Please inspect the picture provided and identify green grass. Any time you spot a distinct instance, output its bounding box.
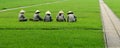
[105,0,120,18]
[0,0,105,48]
[0,30,103,48]
[0,0,57,10]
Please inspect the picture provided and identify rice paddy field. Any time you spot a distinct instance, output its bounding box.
[105,0,120,18]
[0,0,105,48]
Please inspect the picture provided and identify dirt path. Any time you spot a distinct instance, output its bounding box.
[99,0,120,48]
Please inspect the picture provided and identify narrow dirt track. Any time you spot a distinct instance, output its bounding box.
[99,0,120,48]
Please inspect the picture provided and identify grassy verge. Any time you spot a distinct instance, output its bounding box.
[105,0,120,18]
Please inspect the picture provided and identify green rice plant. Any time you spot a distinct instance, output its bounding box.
[0,0,105,48]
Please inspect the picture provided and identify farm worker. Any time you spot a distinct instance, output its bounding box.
[56,10,66,22]
[67,11,77,22]
[29,10,43,21]
[44,11,53,22]
[18,10,27,22]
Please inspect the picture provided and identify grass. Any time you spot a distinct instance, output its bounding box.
[0,0,105,48]
[0,30,103,48]
[0,0,57,10]
[105,0,120,18]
